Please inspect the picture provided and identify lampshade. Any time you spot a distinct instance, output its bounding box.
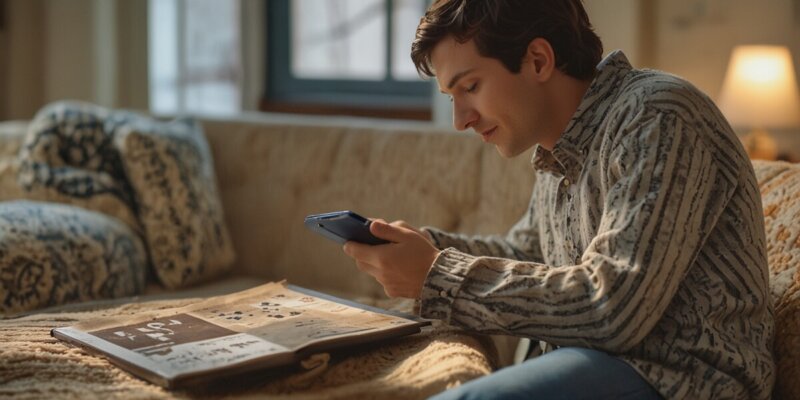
[717,45,800,129]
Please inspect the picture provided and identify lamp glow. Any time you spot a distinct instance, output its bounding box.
[718,45,800,160]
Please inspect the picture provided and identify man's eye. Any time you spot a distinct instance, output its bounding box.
[466,83,478,93]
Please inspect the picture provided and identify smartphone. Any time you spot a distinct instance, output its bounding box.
[304,210,390,245]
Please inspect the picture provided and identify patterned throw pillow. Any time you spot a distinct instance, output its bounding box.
[0,201,147,316]
[752,160,800,400]
[114,118,235,289]
[16,101,140,231]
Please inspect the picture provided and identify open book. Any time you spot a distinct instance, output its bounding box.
[51,281,430,389]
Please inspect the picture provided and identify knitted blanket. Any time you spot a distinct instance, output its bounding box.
[0,297,495,399]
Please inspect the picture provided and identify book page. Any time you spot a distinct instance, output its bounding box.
[189,285,415,349]
[88,314,289,376]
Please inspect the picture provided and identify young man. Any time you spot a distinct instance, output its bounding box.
[343,1,775,399]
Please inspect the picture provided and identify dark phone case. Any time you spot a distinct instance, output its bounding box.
[304,211,390,245]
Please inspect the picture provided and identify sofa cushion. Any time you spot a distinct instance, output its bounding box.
[114,118,235,289]
[0,200,147,316]
[752,160,800,400]
[16,101,140,231]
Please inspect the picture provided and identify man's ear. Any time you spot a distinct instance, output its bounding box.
[524,38,555,82]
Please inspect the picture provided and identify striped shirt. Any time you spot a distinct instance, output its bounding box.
[420,51,775,399]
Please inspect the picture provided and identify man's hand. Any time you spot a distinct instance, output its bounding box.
[343,219,440,299]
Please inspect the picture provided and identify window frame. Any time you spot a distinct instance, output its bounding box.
[263,0,432,119]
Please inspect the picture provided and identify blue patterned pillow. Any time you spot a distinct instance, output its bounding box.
[16,101,140,231]
[0,201,147,315]
[114,118,235,289]
[16,101,235,290]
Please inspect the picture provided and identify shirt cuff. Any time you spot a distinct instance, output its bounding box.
[419,247,478,322]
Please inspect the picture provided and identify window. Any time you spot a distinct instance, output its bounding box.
[265,0,432,120]
[148,0,242,115]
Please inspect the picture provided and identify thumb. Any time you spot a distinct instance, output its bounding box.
[370,220,411,242]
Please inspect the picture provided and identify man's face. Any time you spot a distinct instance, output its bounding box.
[431,36,557,157]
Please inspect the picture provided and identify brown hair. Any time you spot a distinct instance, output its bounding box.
[411,0,603,80]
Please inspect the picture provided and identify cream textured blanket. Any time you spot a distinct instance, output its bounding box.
[0,298,495,399]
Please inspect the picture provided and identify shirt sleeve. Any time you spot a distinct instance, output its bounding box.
[421,195,544,263]
[419,108,738,353]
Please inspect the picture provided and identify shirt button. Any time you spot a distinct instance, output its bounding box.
[563,179,571,187]
[439,290,449,298]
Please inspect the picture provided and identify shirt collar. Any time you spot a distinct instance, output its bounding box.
[531,50,633,179]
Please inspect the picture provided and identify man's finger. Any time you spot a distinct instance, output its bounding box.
[369,219,413,242]
[390,220,427,238]
[390,220,411,229]
[343,241,381,265]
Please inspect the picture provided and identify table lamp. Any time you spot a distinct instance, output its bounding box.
[717,45,800,160]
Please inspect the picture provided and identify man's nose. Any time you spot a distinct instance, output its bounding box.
[453,100,478,131]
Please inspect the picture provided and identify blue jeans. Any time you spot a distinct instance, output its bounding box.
[430,347,662,400]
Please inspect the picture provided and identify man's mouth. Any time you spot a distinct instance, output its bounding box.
[479,127,497,142]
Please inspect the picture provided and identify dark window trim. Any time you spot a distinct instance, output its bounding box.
[263,0,431,120]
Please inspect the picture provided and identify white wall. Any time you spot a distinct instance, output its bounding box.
[114,0,149,111]
[44,0,95,103]
[656,0,800,98]
[2,0,45,120]
[585,0,648,67]
[0,0,147,120]
[655,0,800,158]
[0,4,6,117]
[44,0,148,111]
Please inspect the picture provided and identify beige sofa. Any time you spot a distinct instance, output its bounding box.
[0,112,798,399]
[0,112,533,297]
